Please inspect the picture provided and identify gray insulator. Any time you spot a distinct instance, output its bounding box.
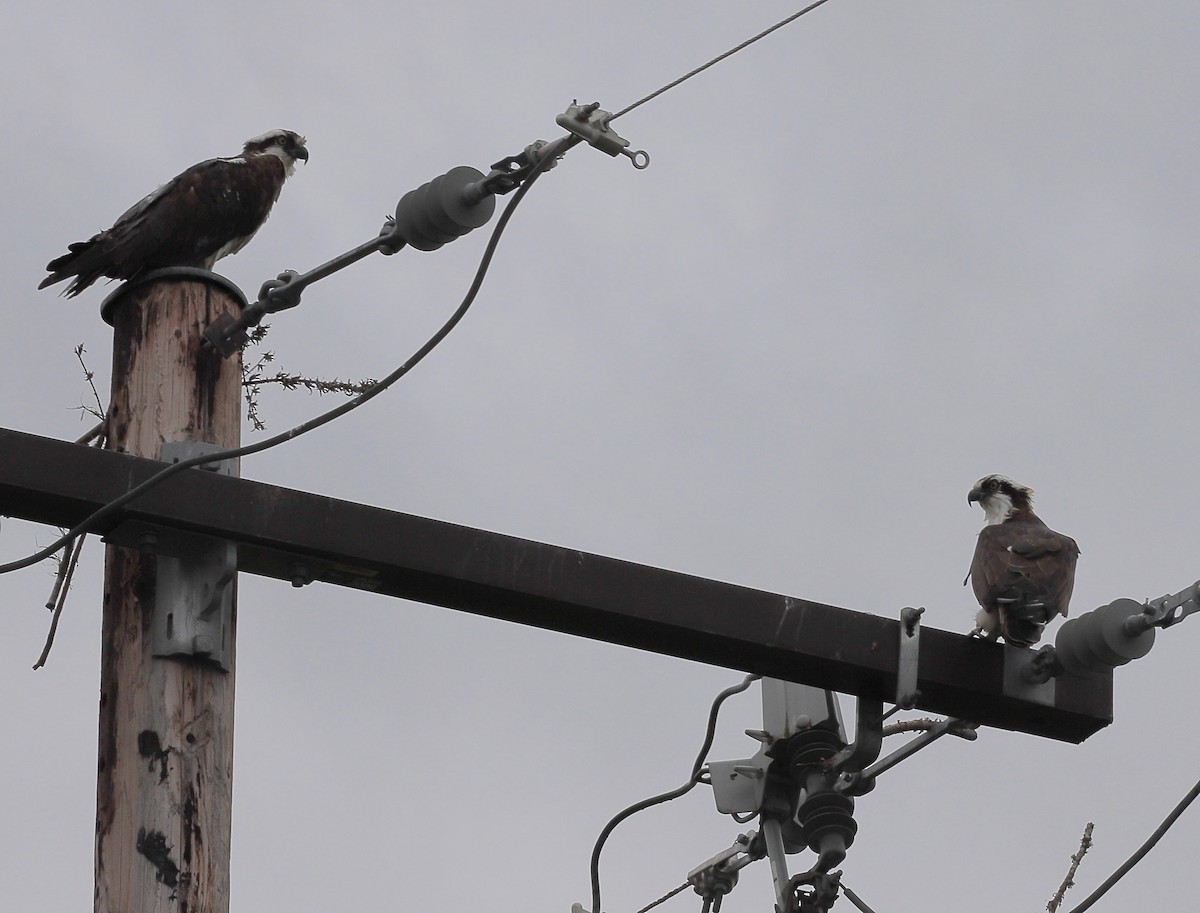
[393,166,497,251]
[1054,598,1156,678]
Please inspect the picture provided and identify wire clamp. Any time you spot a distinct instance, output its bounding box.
[556,102,650,169]
[687,830,760,912]
[784,870,842,913]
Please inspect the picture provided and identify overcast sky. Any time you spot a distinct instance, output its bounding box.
[3,2,1200,911]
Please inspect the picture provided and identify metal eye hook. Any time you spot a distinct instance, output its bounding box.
[624,148,651,169]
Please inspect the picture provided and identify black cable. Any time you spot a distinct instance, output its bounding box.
[0,144,565,579]
[632,881,691,913]
[6,2,842,578]
[834,776,1200,913]
[589,674,760,913]
[611,0,836,121]
[839,882,879,913]
[1065,774,1200,913]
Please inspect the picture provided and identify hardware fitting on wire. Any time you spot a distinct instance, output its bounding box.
[1012,578,1200,685]
[204,104,645,355]
[556,102,649,168]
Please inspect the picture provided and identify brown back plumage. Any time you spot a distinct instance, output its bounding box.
[967,475,1080,647]
[39,130,307,297]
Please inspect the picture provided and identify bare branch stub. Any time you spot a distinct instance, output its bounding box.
[1047,822,1095,913]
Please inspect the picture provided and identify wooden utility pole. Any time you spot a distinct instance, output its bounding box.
[96,274,243,913]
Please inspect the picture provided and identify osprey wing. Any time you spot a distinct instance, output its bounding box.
[971,519,1079,620]
[40,155,285,297]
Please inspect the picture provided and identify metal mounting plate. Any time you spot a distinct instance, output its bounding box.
[103,441,240,671]
[1002,645,1055,706]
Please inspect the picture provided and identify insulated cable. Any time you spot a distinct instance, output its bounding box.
[1064,774,1200,913]
[588,674,760,913]
[5,0,842,576]
[0,143,567,578]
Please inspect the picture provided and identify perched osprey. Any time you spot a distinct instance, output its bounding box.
[966,474,1080,647]
[40,130,308,297]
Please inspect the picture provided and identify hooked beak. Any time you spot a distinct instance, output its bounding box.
[293,145,309,163]
[967,488,984,505]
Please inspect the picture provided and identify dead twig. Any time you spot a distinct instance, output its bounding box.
[1047,822,1095,913]
[883,717,940,737]
[36,348,110,667]
[882,717,978,740]
[73,343,106,421]
[240,324,377,431]
[33,533,85,670]
[74,421,106,445]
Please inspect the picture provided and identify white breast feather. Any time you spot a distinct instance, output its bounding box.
[981,493,1014,526]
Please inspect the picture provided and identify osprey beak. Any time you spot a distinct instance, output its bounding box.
[967,488,984,505]
[293,145,309,163]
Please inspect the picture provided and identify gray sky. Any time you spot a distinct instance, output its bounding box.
[3,2,1199,911]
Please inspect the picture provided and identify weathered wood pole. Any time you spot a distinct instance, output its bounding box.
[96,274,243,913]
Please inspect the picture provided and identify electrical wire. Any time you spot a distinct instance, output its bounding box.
[632,880,690,913]
[836,775,1200,913]
[589,674,760,913]
[1064,774,1200,913]
[611,0,836,121]
[6,2,842,578]
[839,882,879,913]
[0,142,568,579]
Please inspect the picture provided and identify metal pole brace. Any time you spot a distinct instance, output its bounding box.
[838,717,978,796]
[102,441,239,671]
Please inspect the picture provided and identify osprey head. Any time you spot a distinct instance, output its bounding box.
[242,129,309,174]
[968,474,1033,525]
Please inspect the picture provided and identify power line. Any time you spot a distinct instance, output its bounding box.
[840,882,879,913]
[632,881,690,913]
[612,0,836,121]
[589,675,759,913]
[0,147,562,578]
[5,4,840,578]
[1065,775,1200,913]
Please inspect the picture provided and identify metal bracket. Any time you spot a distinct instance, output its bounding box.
[1002,644,1055,706]
[784,870,842,913]
[708,754,768,816]
[896,606,924,709]
[1126,580,1200,632]
[150,441,238,671]
[839,717,978,796]
[828,696,883,775]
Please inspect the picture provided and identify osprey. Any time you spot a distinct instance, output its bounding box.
[965,474,1080,647]
[40,130,308,297]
